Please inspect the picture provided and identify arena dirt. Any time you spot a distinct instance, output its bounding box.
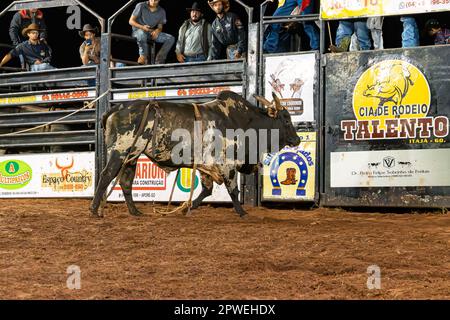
[0,199,448,299]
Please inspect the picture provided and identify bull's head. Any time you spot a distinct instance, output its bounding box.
[254,92,300,148]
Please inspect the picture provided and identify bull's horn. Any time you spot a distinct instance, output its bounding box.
[253,94,272,107]
[272,92,283,111]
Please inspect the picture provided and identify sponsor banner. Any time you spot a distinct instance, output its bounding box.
[0,152,95,198]
[341,59,449,145]
[262,132,316,201]
[331,148,450,187]
[0,90,96,106]
[264,53,316,123]
[321,0,450,20]
[107,156,235,202]
[112,86,243,101]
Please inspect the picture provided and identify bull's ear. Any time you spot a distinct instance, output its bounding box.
[253,94,271,107]
[272,92,283,111]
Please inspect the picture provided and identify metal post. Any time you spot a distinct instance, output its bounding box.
[96,32,111,184]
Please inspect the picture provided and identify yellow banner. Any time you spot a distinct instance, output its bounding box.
[262,132,316,201]
[321,0,450,20]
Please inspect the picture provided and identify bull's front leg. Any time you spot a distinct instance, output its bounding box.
[119,160,143,216]
[191,173,214,210]
[223,169,247,217]
[90,150,125,217]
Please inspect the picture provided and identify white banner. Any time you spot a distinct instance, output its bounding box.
[112,86,243,101]
[0,152,95,198]
[331,149,450,188]
[107,156,235,203]
[264,53,316,123]
[0,90,96,106]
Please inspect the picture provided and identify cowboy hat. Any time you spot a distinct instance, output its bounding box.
[207,0,230,12]
[187,2,203,12]
[21,23,41,37]
[79,24,98,38]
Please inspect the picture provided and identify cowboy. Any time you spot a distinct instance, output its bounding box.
[175,2,212,63]
[79,24,101,65]
[9,8,47,46]
[263,0,319,53]
[129,0,175,64]
[425,19,450,45]
[0,23,55,72]
[330,19,372,53]
[208,0,247,60]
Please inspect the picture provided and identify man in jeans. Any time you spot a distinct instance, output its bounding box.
[175,2,212,63]
[0,23,55,71]
[208,0,247,60]
[129,0,175,64]
[330,19,371,53]
[263,0,320,53]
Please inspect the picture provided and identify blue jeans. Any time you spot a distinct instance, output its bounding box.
[336,20,372,50]
[184,54,207,62]
[31,63,56,72]
[400,16,419,48]
[132,29,175,64]
[263,0,319,53]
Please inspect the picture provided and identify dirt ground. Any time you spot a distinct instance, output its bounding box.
[0,199,448,300]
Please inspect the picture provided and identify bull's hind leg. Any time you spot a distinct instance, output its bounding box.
[191,173,214,210]
[119,160,143,216]
[223,170,247,217]
[90,150,125,217]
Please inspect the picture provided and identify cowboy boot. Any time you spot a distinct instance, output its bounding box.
[329,36,351,53]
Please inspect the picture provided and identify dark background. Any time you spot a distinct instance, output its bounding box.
[0,0,448,68]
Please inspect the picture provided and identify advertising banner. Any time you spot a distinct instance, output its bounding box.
[324,45,450,207]
[264,53,317,123]
[0,90,96,106]
[112,85,243,101]
[331,149,450,187]
[107,156,235,203]
[262,132,316,201]
[0,152,95,198]
[321,0,450,20]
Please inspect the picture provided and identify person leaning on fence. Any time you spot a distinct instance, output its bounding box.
[208,0,247,60]
[79,24,101,65]
[263,0,320,53]
[129,0,175,65]
[175,2,212,63]
[9,8,47,46]
[329,19,372,53]
[425,19,450,45]
[0,24,55,72]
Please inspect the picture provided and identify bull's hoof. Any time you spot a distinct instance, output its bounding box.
[239,212,248,219]
[130,209,144,217]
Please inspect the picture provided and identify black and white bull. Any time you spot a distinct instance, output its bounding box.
[90,91,300,217]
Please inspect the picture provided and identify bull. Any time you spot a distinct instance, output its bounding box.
[90,91,300,217]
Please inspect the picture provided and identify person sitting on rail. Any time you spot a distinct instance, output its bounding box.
[208,0,247,60]
[329,19,371,53]
[175,2,212,63]
[79,24,101,66]
[263,0,320,53]
[425,19,450,45]
[129,0,175,65]
[9,7,47,46]
[0,24,55,72]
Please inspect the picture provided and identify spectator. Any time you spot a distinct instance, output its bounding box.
[79,24,101,65]
[175,2,212,63]
[367,17,384,50]
[425,19,450,45]
[401,16,419,48]
[263,0,319,53]
[330,19,371,53]
[0,24,55,72]
[208,0,247,60]
[9,8,47,46]
[129,0,175,65]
